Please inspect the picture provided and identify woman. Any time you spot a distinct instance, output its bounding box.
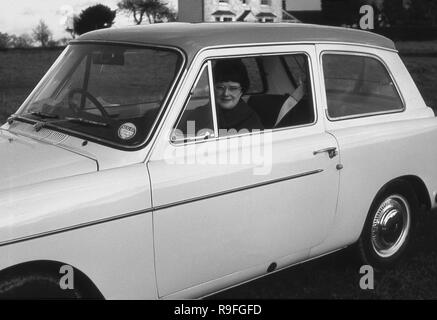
[213,59,264,133]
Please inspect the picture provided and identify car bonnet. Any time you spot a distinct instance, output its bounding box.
[0,127,97,192]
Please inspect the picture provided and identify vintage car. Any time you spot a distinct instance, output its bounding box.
[0,22,436,299]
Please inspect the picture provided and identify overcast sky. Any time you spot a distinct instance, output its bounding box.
[0,0,177,39]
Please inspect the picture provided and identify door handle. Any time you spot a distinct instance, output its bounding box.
[313,147,338,159]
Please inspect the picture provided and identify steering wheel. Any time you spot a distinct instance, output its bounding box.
[68,88,111,121]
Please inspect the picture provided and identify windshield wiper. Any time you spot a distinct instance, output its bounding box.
[29,111,59,119]
[8,113,110,131]
[64,117,109,127]
[7,112,58,124]
[33,117,109,132]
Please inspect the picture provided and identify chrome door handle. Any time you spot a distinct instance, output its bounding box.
[313,147,338,159]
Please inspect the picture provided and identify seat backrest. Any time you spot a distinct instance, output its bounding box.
[248,94,314,129]
[276,97,314,128]
[247,94,290,129]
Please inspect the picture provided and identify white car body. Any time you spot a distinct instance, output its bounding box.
[0,23,436,299]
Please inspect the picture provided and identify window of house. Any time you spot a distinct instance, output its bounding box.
[322,53,404,119]
[261,0,271,5]
[223,17,233,22]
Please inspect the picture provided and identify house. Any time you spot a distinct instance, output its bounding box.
[284,0,323,24]
[177,0,292,23]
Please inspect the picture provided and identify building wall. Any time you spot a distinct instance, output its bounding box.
[179,0,283,23]
[285,0,321,11]
[178,0,204,23]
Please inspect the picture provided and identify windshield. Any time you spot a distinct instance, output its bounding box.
[17,43,183,147]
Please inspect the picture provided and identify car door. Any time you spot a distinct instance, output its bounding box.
[147,45,340,298]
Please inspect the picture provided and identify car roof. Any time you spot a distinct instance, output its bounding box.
[76,22,396,62]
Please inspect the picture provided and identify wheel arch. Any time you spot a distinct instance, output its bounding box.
[376,175,431,211]
[357,174,430,246]
[0,260,104,299]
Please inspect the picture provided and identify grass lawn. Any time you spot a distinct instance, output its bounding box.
[211,209,437,299]
[0,49,62,122]
[402,56,437,110]
[1,44,437,299]
[396,40,437,55]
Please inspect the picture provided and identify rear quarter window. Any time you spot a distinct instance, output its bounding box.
[322,53,404,119]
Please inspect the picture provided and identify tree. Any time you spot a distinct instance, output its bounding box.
[10,34,33,48]
[409,0,437,26]
[117,0,176,25]
[73,4,116,36]
[32,20,52,47]
[383,0,437,26]
[0,32,12,49]
[382,0,405,26]
[321,0,363,26]
[58,37,71,46]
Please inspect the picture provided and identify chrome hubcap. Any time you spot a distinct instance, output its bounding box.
[371,195,410,258]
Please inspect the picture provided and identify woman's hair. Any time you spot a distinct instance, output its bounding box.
[213,59,250,92]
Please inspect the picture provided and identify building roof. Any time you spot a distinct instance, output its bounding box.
[256,12,277,18]
[237,10,252,21]
[77,22,397,63]
[211,10,236,16]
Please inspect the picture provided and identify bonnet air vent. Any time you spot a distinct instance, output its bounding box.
[8,122,69,145]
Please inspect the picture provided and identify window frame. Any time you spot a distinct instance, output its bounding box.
[171,63,218,144]
[320,50,406,122]
[261,0,271,6]
[170,49,318,146]
[17,41,186,151]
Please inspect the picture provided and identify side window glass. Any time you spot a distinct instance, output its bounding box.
[173,66,214,142]
[323,54,403,118]
[242,58,265,94]
[243,54,315,130]
[212,58,266,136]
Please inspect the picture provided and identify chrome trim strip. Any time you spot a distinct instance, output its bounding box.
[153,169,324,211]
[0,169,323,247]
[0,208,153,248]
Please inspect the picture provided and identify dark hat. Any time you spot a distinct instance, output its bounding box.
[213,59,250,92]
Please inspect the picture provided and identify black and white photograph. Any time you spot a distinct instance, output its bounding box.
[1,0,437,306]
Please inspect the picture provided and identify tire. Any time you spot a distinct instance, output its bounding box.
[358,182,417,269]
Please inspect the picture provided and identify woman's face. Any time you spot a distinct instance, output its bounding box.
[214,81,243,110]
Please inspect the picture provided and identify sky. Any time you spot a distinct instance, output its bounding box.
[0,0,178,40]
